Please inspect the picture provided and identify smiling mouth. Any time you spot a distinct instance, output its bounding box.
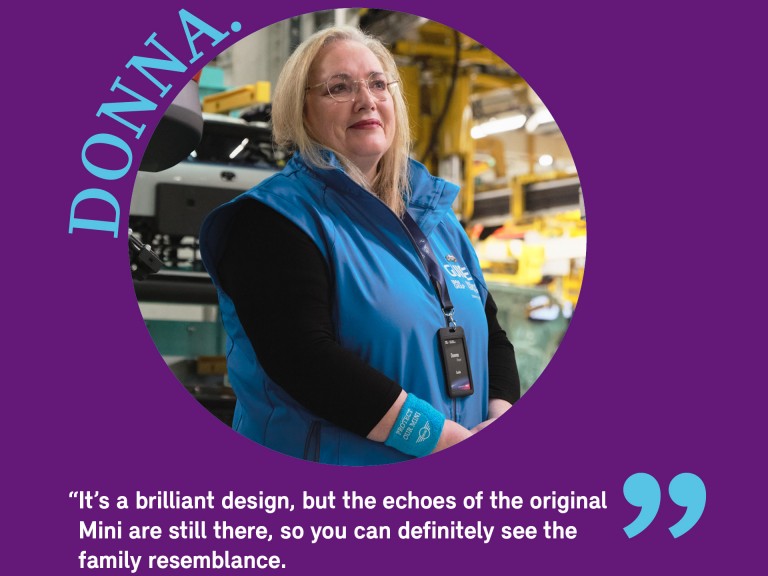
[349,120,382,129]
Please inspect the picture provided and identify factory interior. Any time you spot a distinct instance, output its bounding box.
[129,9,586,426]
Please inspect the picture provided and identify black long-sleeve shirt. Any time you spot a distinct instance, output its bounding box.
[217,200,520,437]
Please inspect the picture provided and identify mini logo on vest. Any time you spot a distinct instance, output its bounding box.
[445,254,457,262]
[415,421,431,443]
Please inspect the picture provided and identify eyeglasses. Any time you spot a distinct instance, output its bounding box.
[306,72,398,103]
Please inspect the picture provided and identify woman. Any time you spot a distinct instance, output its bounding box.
[200,25,519,465]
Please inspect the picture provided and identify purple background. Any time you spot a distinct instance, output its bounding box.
[7,0,764,573]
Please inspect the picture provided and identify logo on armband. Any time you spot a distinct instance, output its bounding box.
[416,421,431,444]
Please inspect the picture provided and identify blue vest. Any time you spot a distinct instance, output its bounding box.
[200,152,489,465]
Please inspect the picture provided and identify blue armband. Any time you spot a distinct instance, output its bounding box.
[384,393,446,457]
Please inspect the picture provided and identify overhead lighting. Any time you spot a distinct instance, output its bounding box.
[525,108,555,133]
[538,154,554,167]
[471,113,527,139]
[229,138,249,159]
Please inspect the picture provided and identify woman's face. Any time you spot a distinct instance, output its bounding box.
[304,40,396,181]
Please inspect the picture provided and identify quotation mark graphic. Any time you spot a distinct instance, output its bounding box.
[623,472,705,538]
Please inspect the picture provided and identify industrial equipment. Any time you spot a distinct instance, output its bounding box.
[129,113,279,271]
[130,90,278,425]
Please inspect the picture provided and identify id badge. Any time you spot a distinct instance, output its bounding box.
[438,326,474,398]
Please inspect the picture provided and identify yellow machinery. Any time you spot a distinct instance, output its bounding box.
[201,82,271,114]
[477,203,586,307]
[391,21,527,222]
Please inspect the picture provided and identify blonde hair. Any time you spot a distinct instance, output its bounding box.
[271,26,411,215]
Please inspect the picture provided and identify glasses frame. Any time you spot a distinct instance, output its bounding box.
[306,72,399,103]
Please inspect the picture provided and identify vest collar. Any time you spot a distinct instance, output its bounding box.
[289,150,460,236]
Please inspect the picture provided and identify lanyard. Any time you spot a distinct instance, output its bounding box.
[402,211,457,330]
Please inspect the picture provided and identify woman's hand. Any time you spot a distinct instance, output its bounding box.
[435,399,516,448]
[469,399,514,434]
[470,418,498,434]
[488,398,513,419]
[432,419,474,453]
